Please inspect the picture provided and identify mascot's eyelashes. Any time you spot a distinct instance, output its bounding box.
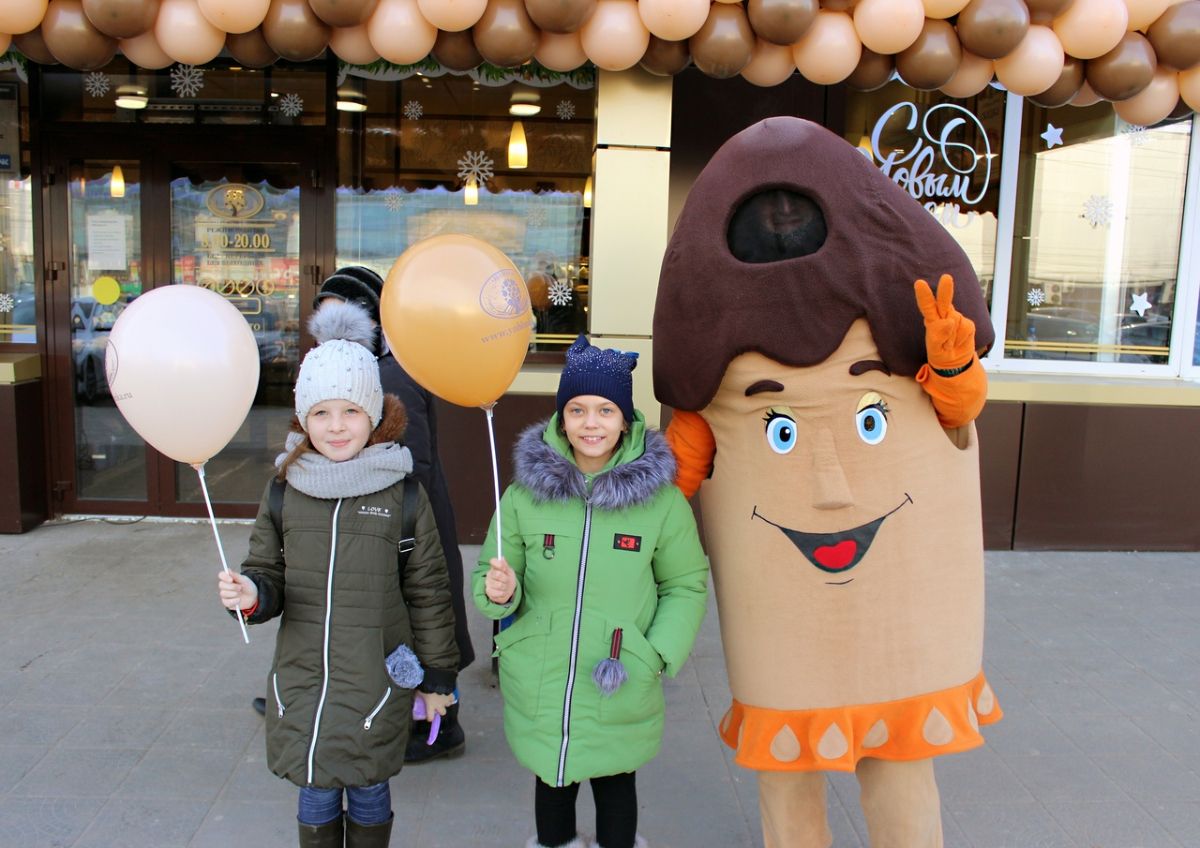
[763,409,798,454]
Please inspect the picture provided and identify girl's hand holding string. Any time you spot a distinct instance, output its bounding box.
[484,557,516,604]
[217,571,259,611]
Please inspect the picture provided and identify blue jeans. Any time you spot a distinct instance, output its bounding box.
[297,781,392,826]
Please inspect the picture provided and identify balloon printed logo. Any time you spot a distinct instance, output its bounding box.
[104,339,119,391]
[478,269,530,319]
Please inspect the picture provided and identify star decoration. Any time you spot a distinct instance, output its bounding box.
[1130,292,1152,317]
[1041,123,1063,149]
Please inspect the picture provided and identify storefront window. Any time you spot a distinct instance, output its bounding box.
[0,70,33,344]
[335,65,596,354]
[843,81,1006,307]
[1004,102,1191,365]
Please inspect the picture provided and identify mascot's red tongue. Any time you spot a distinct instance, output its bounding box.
[813,540,857,570]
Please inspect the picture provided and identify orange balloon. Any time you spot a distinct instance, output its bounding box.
[792,9,861,83]
[940,47,994,95]
[853,0,923,54]
[994,25,1064,94]
[0,0,48,34]
[1114,66,1179,121]
[1182,65,1200,110]
[381,235,532,407]
[330,23,379,62]
[1053,0,1128,58]
[120,28,174,66]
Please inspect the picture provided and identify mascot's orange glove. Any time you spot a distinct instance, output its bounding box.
[914,274,988,428]
[665,410,715,499]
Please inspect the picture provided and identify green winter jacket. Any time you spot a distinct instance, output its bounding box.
[242,472,459,789]
[473,413,709,786]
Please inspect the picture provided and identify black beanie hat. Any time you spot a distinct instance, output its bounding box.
[556,334,639,424]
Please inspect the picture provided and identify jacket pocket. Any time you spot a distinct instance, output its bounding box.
[363,686,392,731]
[494,611,553,720]
[272,672,287,719]
[597,622,665,725]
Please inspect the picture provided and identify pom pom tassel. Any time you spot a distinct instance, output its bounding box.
[385,643,425,688]
[593,628,627,696]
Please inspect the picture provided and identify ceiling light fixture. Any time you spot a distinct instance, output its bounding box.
[508,120,528,169]
[509,89,541,116]
[110,165,125,198]
[114,85,148,110]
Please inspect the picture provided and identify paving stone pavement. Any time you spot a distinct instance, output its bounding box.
[1,519,1197,848]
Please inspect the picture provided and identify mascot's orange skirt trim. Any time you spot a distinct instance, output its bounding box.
[719,671,1002,773]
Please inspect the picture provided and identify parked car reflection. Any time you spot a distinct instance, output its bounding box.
[72,296,122,403]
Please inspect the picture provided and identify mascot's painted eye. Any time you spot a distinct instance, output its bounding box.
[763,409,798,454]
[855,392,889,446]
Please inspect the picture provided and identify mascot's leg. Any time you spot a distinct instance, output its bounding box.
[757,771,832,848]
[856,757,943,848]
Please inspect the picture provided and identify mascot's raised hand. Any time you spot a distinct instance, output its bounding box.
[914,273,987,428]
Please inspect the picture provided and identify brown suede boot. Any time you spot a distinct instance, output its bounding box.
[298,815,343,848]
[346,812,394,848]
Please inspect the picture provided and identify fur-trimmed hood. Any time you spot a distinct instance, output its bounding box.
[513,415,677,510]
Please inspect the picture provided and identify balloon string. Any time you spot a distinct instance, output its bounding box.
[194,463,250,645]
[483,405,502,562]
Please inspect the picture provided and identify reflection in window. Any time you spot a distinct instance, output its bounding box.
[843,81,1006,307]
[0,75,33,343]
[335,70,596,354]
[1006,103,1191,365]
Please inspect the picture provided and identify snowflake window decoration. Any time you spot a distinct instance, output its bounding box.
[1026,288,1046,307]
[457,150,495,186]
[384,191,403,212]
[403,100,424,120]
[84,72,111,98]
[1082,195,1113,229]
[278,93,304,118]
[1121,123,1149,147]
[170,65,205,98]
[0,292,14,313]
[548,279,573,307]
[528,206,547,227]
[556,100,576,121]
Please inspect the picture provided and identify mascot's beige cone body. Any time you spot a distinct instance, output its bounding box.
[653,117,1001,847]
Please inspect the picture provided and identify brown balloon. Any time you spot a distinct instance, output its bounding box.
[846,47,893,90]
[262,0,331,61]
[82,0,159,38]
[1028,55,1084,106]
[308,0,378,27]
[1025,0,1073,25]
[1087,32,1157,101]
[523,0,595,33]
[747,0,817,46]
[956,0,1030,60]
[433,28,484,70]
[474,0,539,67]
[822,0,856,10]
[896,19,961,90]
[690,3,754,78]
[227,28,280,67]
[639,35,690,75]
[13,30,61,65]
[1148,1,1200,71]
[42,0,118,70]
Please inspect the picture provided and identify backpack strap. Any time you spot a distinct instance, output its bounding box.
[268,477,286,552]
[397,479,420,570]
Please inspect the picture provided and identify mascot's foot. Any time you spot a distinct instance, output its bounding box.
[525,836,591,848]
[594,837,647,848]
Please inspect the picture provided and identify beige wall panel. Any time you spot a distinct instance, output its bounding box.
[596,69,673,149]
[589,147,671,338]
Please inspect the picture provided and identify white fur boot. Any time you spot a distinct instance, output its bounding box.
[525,836,591,848]
[593,837,647,848]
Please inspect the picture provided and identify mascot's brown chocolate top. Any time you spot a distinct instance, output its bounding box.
[653,116,995,412]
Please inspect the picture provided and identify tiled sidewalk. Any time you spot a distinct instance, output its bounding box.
[1,520,1196,847]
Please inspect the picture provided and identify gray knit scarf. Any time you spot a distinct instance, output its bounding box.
[276,431,413,499]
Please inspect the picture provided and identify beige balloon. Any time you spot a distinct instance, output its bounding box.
[0,0,48,35]
[1125,0,1169,30]
[638,0,708,41]
[580,0,649,71]
[1053,0,1128,58]
[741,37,795,85]
[330,23,379,62]
[940,47,994,95]
[1114,66,1179,119]
[156,0,225,64]
[120,28,174,66]
[923,0,971,17]
[1180,65,1200,109]
[995,25,1064,93]
[1070,79,1103,103]
[793,10,861,83]
[853,0,923,53]
[416,0,486,31]
[197,0,269,32]
[367,0,436,64]
[535,29,587,70]
[107,285,261,466]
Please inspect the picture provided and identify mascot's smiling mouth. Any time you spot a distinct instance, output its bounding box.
[752,494,913,578]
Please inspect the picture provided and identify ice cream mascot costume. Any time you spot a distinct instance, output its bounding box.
[654,116,1002,848]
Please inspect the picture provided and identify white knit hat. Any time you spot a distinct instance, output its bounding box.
[295,300,384,430]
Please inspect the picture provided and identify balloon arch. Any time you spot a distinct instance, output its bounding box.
[0,0,1197,122]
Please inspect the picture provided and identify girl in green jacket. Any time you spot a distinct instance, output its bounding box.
[217,301,459,848]
[474,335,709,848]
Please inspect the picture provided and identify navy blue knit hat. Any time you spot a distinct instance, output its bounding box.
[556,334,639,424]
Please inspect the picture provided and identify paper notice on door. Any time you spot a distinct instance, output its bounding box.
[87,215,129,271]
